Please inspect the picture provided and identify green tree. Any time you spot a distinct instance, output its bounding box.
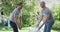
[53,4,60,30]
[0,0,38,27]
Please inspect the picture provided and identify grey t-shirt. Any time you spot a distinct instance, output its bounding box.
[42,7,53,20]
[10,7,22,22]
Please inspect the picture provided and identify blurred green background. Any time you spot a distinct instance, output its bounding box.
[0,0,60,32]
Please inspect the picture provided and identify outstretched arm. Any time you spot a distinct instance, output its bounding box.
[19,11,22,29]
[18,15,22,29]
[36,15,43,27]
[38,14,49,29]
[14,14,17,23]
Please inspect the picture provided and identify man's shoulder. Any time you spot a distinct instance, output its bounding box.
[12,8,18,13]
[14,8,18,11]
[46,7,50,11]
[44,7,51,12]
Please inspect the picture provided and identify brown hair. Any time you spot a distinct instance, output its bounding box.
[17,2,23,6]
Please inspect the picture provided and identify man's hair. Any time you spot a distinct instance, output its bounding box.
[1,11,4,15]
[17,2,23,5]
[40,1,45,4]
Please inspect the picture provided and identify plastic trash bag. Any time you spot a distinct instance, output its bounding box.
[29,27,40,32]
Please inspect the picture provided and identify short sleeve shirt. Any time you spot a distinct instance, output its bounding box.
[42,7,53,20]
[10,7,22,22]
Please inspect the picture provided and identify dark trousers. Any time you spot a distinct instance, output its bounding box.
[10,21,18,32]
[1,19,4,28]
[44,20,54,32]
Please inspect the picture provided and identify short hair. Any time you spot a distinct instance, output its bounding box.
[17,2,23,5]
[40,1,45,4]
[1,11,4,15]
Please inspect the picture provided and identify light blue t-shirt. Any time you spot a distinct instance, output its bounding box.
[10,7,21,22]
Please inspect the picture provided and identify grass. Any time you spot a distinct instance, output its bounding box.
[0,26,60,32]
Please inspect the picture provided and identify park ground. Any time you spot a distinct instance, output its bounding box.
[0,26,60,32]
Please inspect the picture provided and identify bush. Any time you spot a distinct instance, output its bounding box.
[1,0,37,27]
[52,5,60,30]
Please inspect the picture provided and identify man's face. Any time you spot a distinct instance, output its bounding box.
[18,4,23,9]
[40,3,45,8]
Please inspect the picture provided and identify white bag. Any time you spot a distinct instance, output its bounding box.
[29,27,40,32]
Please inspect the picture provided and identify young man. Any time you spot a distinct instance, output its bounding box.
[1,11,5,30]
[36,1,54,32]
[10,2,23,32]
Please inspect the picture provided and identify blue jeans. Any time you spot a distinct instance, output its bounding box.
[10,21,18,32]
[1,19,4,28]
[8,19,11,29]
[44,19,54,32]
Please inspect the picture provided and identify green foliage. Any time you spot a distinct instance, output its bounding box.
[22,0,37,27]
[1,0,37,27]
[53,20,60,30]
[1,0,60,29]
[53,5,60,21]
[52,5,60,29]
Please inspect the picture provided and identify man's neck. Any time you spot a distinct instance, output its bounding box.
[43,6,46,9]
